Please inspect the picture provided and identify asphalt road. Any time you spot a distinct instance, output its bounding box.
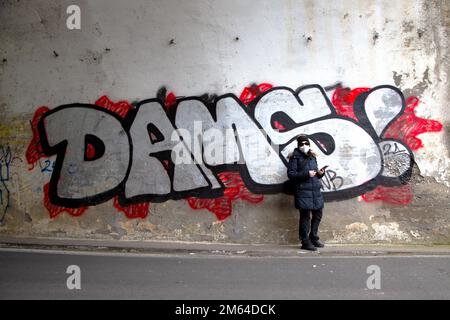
[0,248,449,300]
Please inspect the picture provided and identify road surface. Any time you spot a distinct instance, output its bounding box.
[1,248,449,300]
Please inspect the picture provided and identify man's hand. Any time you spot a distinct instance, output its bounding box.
[309,170,316,177]
[318,168,325,176]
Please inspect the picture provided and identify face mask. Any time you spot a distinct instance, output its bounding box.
[299,145,310,154]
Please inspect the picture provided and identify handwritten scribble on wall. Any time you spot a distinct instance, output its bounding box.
[0,146,12,222]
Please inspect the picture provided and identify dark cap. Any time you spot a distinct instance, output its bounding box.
[296,134,309,144]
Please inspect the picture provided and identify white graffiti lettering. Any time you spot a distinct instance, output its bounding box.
[38,85,413,207]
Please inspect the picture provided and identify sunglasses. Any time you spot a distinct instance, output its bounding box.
[299,142,310,146]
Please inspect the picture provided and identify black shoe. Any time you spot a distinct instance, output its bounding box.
[311,239,324,248]
[301,240,317,251]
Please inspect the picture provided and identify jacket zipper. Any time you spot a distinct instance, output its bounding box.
[310,157,315,207]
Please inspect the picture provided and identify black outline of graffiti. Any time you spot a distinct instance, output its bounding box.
[352,86,413,185]
[36,84,414,209]
[0,146,12,222]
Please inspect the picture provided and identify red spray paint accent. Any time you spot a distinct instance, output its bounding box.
[95,95,133,118]
[164,92,177,109]
[162,159,169,171]
[239,83,273,105]
[361,185,413,205]
[25,106,51,169]
[43,183,87,218]
[113,196,150,219]
[331,87,370,120]
[383,96,443,150]
[85,143,96,160]
[186,172,264,221]
[273,120,286,131]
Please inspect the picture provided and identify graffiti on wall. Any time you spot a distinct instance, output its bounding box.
[330,86,442,204]
[1,146,12,222]
[1,145,24,223]
[25,83,442,220]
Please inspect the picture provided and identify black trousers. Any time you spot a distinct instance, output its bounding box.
[299,208,323,242]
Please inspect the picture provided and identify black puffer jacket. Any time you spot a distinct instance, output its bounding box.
[287,148,324,210]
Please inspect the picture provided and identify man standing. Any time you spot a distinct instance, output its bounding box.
[287,134,327,251]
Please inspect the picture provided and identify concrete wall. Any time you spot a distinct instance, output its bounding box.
[1,0,449,244]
